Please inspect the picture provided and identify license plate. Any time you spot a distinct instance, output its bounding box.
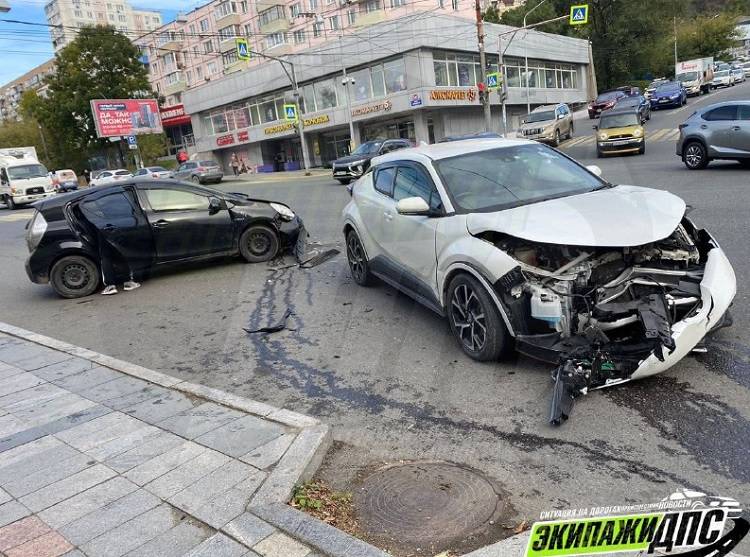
[659,99,669,103]
[334,171,346,176]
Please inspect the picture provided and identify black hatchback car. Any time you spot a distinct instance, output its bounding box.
[25,180,304,298]
[331,138,410,184]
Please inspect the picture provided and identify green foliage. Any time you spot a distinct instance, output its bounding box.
[0,119,53,167]
[484,0,743,90]
[292,483,324,510]
[23,25,155,170]
[136,133,168,166]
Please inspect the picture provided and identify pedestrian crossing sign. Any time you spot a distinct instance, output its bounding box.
[486,72,500,90]
[236,38,251,60]
[283,104,298,121]
[569,4,588,25]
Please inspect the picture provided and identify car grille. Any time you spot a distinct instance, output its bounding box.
[608,134,633,140]
[26,187,44,195]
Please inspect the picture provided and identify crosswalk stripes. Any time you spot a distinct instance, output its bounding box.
[560,128,679,149]
[648,129,672,141]
[0,212,33,222]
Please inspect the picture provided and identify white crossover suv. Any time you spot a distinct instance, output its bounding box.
[341,139,736,422]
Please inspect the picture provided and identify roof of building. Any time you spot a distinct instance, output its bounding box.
[0,59,55,92]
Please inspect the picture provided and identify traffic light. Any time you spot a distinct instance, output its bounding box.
[477,82,487,104]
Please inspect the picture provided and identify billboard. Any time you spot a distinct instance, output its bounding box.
[90,99,163,138]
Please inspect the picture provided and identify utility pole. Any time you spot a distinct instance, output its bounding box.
[475,0,491,132]
[674,16,678,67]
[37,124,50,164]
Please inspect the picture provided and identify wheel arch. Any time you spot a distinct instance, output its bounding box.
[682,135,709,157]
[48,248,99,279]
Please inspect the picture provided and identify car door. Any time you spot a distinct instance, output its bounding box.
[76,187,155,273]
[732,104,750,156]
[174,163,191,181]
[356,165,396,262]
[137,185,235,262]
[701,105,738,156]
[96,171,112,185]
[379,162,443,301]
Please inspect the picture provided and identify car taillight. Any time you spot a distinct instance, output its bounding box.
[197,166,206,172]
[26,210,47,252]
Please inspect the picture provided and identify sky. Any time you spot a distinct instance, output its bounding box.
[0,0,199,84]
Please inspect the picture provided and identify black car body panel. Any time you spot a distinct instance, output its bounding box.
[331,139,410,181]
[25,180,304,287]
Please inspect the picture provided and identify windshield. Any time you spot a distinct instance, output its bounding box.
[433,144,604,213]
[656,83,679,93]
[677,72,699,82]
[7,164,48,180]
[148,167,167,172]
[715,70,729,77]
[600,113,640,128]
[525,111,555,123]
[351,141,382,155]
[596,92,620,102]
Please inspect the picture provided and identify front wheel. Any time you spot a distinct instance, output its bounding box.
[239,225,280,263]
[683,141,708,170]
[553,129,561,147]
[5,196,16,210]
[337,179,351,185]
[638,143,646,155]
[191,176,201,184]
[50,255,100,299]
[446,273,511,361]
[345,230,374,286]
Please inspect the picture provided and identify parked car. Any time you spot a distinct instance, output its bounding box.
[172,160,223,184]
[133,166,174,180]
[614,94,651,123]
[331,139,410,185]
[52,169,79,193]
[649,81,687,109]
[587,90,626,119]
[90,169,132,186]
[730,66,746,83]
[341,138,735,423]
[595,109,645,157]
[519,103,574,146]
[741,61,750,77]
[615,85,642,97]
[25,180,304,298]
[712,69,735,88]
[677,101,750,169]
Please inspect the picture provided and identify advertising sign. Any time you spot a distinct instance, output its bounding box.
[90,99,163,138]
[159,104,191,127]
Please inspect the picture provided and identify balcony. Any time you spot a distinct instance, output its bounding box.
[223,59,249,74]
[164,75,187,96]
[258,5,289,33]
[219,36,241,52]
[158,32,183,50]
[215,11,242,26]
[356,8,385,26]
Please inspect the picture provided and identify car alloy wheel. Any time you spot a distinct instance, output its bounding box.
[346,230,373,286]
[450,283,487,353]
[684,142,707,169]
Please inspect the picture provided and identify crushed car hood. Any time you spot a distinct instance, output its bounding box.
[466,185,686,247]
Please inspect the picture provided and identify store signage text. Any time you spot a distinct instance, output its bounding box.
[264,122,295,135]
[237,130,249,142]
[429,89,477,101]
[303,114,330,127]
[216,133,235,146]
[351,100,392,117]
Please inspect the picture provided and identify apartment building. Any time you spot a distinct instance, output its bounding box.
[0,59,56,123]
[44,0,162,51]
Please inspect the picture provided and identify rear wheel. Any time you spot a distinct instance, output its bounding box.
[683,141,708,170]
[596,147,604,158]
[446,273,511,361]
[738,159,750,168]
[239,225,279,263]
[50,255,100,299]
[346,229,374,286]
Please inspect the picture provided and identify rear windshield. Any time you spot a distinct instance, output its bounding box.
[58,171,76,180]
[8,164,48,180]
[656,83,679,92]
[200,160,217,167]
[715,71,729,77]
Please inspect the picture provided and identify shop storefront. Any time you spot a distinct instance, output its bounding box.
[159,104,194,157]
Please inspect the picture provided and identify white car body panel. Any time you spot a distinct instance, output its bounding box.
[465,185,686,247]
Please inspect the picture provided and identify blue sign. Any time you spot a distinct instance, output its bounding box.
[410,94,422,107]
[236,38,251,60]
[126,135,137,145]
[283,104,298,121]
[486,73,500,90]
[569,4,589,25]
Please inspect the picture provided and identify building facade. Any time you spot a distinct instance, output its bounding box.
[181,14,593,171]
[0,59,56,123]
[44,0,162,51]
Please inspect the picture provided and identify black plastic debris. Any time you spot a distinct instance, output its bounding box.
[243,308,293,334]
[299,249,340,269]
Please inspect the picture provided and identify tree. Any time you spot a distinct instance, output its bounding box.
[676,13,740,61]
[0,119,54,168]
[24,25,155,170]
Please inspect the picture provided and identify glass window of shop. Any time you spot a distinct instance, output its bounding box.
[329,57,404,108]
[315,79,338,110]
[501,58,578,89]
[433,51,499,87]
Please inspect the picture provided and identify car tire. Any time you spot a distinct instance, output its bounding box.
[568,123,574,138]
[738,159,750,168]
[5,195,16,210]
[553,129,561,147]
[596,147,603,158]
[239,225,280,263]
[639,143,646,155]
[337,179,351,185]
[191,176,201,184]
[446,273,511,362]
[50,255,100,299]
[345,229,374,286]
[683,141,708,170]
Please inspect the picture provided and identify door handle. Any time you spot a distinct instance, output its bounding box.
[383,212,393,221]
[101,224,116,232]
[152,220,170,228]
[700,124,708,129]
[731,126,741,131]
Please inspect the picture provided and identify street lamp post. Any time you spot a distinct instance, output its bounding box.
[524,0,550,114]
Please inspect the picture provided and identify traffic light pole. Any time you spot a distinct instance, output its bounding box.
[475,0,491,132]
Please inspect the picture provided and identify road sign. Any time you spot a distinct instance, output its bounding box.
[283,104,298,121]
[126,135,137,146]
[486,72,500,90]
[569,4,588,25]
[236,38,250,60]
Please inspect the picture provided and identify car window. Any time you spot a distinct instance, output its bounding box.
[81,192,137,226]
[115,170,131,176]
[738,106,750,120]
[100,172,112,178]
[374,166,396,196]
[134,169,145,176]
[145,189,210,211]
[703,105,738,121]
[199,160,217,167]
[393,165,442,211]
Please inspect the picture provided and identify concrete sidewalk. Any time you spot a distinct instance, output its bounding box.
[222,168,331,185]
[0,325,335,557]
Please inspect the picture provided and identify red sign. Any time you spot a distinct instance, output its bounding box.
[159,104,191,127]
[90,99,163,138]
[237,130,249,142]
[216,134,235,146]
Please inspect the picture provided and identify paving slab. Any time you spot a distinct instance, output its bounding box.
[19,464,117,513]
[31,358,97,382]
[3,451,97,498]
[122,389,198,424]
[184,532,251,557]
[51,366,121,392]
[104,430,185,473]
[157,402,245,439]
[121,516,211,557]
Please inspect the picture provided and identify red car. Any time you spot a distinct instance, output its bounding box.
[588,90,626,119]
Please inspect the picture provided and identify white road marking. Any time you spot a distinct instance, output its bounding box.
[0,212,33,222]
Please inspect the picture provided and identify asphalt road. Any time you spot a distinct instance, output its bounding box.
[1,82,749,548]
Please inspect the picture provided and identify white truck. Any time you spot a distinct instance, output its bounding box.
[675,57,714,96]
[0,147,56,210]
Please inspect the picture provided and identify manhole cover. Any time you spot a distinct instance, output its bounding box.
[355,461,504,548]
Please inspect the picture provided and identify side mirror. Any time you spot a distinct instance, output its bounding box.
[208,197,222,215]
[586,165,603,177]
[396,196,430,216]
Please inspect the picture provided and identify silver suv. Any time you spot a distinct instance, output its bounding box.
[519,103,574,146]
[677,101,750,169]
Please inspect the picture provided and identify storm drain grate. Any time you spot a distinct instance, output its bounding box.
[355,461,504,548]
